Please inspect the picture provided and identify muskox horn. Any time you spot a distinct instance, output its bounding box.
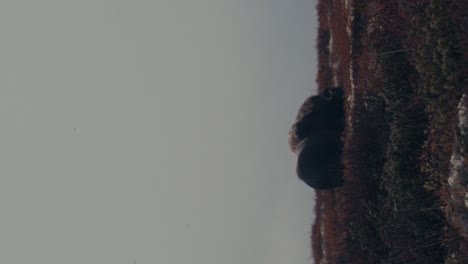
[323,88,334,100]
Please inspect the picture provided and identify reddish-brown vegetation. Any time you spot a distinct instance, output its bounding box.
[310,0,467,263]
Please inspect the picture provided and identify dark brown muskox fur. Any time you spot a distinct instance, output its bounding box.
[288,87,345,190]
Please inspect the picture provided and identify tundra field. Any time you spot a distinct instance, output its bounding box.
[309,0,467,263]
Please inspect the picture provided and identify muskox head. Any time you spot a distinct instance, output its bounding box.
[288,87,345,190]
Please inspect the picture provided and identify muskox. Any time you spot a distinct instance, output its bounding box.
[288,87,345,190]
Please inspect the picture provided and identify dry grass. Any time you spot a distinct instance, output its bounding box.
[310,0,467,263]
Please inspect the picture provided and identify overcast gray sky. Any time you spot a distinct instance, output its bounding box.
[0,0,319,263]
